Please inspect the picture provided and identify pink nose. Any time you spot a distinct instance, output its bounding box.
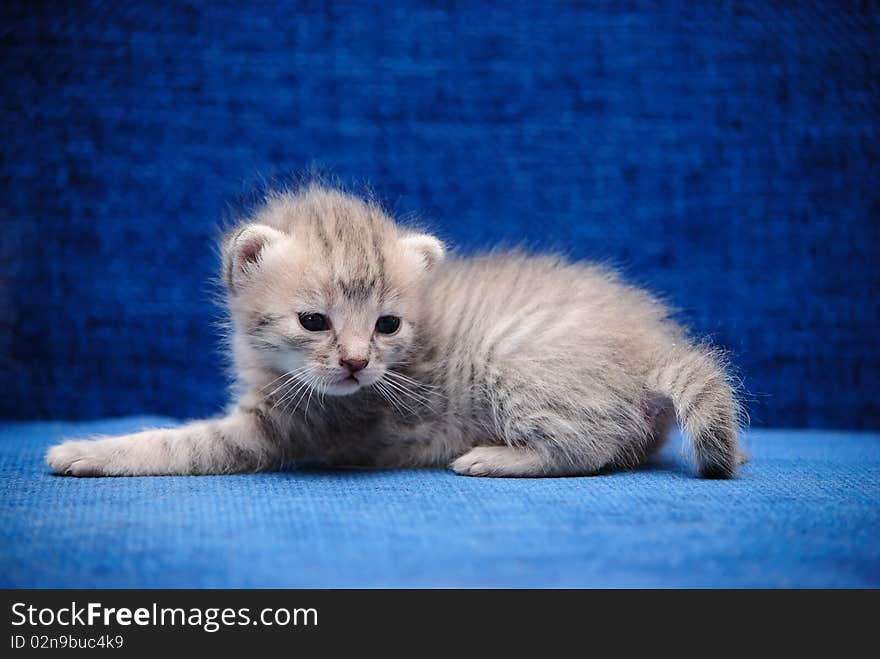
[340,357,369,373]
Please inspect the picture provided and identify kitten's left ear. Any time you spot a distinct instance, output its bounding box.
[401,233,445,272]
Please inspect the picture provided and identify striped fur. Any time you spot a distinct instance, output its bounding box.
[47,184,743,478]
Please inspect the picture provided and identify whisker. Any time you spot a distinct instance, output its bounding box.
[275,370,314,415]
[263,365,311,391]
[317,379,327,408]
[260,370,294,391]
[383,373,433,393]
[304,373,321,417]
[289,369,324,416]
[380,375,432,406]
[279,381,310,417]
[373,380,402,413]
[384,380,422,418]
[384,369,444,396]
[374,380,411,417]
[264,367,310,399]
[385,369,441,390]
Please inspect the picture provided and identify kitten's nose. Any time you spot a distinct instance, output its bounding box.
[340,357,369,373]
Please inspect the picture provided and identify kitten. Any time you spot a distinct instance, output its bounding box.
[47,184,743,478]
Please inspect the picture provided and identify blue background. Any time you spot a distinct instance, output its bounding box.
[1,1,878,428]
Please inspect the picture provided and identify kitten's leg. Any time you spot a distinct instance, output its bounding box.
[450,380,641,477]
[634,396,676,463]
[46,408,284,477]
[452,435,625,477]
[451,445,554,477]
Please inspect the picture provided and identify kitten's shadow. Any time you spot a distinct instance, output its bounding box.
[278,450,694,479]
[277,460,409,478]
[607,451,693,477]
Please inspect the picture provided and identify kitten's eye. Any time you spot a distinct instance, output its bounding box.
[375,315,401,335]
[298,312,330,332]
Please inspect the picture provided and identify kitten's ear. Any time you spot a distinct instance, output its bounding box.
[401,233,445,272]
[223,224,285,291]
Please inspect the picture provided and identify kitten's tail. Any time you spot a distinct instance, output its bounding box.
[646,346,744,478]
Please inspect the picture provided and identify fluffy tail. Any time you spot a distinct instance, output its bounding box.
[647,346,743,478]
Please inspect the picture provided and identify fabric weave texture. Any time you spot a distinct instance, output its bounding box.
[2,417,878,588]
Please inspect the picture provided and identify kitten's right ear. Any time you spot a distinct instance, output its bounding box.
[223,224,285,292]
[400,233,445,272]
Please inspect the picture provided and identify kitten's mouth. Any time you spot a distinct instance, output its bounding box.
[324,373,363,395]
[324,370,378,396]
[332,373,362,391]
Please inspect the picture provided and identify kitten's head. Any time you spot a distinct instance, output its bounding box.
[222,186,444,398]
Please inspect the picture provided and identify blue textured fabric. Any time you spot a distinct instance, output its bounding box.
[1,417,877,588]
[1,2,878,428]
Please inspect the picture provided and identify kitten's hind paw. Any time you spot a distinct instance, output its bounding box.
[450,446,548,478]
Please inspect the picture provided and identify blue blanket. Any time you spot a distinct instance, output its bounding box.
[1,1,878,430]
[2,417,877,588]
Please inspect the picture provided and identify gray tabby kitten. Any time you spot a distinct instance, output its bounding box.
[47,185,743,479]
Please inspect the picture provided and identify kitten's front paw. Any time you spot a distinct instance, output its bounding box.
[46,440,113,477]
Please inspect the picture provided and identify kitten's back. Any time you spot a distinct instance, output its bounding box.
[420,252,680,374]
